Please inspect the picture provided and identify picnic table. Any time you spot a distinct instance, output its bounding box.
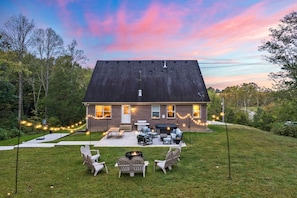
[105,127,124,138]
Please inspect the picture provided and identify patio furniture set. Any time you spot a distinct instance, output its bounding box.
[103,121,183,146]
[80,141,182,177]
[137,125,183,146]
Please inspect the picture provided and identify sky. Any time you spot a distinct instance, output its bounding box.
[1,0,297,90]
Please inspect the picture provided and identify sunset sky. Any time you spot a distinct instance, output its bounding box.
[1,0,297,89]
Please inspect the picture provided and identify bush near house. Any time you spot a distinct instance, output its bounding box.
[0,127,20,140]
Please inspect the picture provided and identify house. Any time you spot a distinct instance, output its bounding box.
[82,60,210,132]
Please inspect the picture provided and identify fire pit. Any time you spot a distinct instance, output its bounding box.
[125,151,143,159]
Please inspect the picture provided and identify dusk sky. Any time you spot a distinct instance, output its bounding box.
[1,0,297,89]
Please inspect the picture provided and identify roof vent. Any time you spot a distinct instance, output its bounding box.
[163,60,167,68]
[138,70,142,97]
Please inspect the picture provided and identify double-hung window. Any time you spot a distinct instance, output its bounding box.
[193,104,201,118]
[151,105,160,118]
[167,105,175,118]
[95,105,112,118]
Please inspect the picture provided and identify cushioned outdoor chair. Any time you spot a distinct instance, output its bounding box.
[116,157,131,178]
[137,133,153,145]
[170,127,183,144]
[131,156,147,177]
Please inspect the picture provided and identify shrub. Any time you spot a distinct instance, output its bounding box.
[271,122,297,137]
[0,128,8,140]
[0,127,22,140]
[252,108,275,131]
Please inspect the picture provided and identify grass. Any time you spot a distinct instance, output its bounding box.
[1,124,297,197]
[0,133,43,146]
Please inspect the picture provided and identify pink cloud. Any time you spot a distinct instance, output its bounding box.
[55,0,76,7]
[205,73,273,89]
[188,1,297,57]
[50,0,84,39]
[86,2,185,52]
[85,13,114,36]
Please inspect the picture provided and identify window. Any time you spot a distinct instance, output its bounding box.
[95,105,112,118]
[167,105,175,118]
[193,104,201,118]
[151,105,160,118]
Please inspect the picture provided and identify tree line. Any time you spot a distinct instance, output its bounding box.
[208,11,297,137]
[0,14,92,140]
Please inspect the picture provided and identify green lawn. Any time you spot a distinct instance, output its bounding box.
[1,125,297,197]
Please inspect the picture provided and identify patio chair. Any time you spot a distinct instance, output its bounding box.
[84,154,108,176]
[137,134,153,145]
[131,156,148,177]
[116,157,131,178]
[154,151,174,174]
[170,148,181,166]
[168,140,183,160]
[80,145,100,164]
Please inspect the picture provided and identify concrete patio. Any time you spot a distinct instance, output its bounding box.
[0,131,186,150]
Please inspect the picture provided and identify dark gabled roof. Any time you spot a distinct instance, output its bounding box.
[83,60,210,103]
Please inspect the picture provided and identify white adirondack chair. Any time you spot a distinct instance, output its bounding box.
[83,154,108,176]
[80,145,100,164]
[154,151,174,174]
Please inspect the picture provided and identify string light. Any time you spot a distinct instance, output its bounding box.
[21,113,210,132]
[19,119,86,132]
[86,114,108,120]
[176,113,208,126]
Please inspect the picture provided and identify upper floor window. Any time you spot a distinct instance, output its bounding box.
[167,105,175,118]
[151,105,160,118]
[193,104,201,118]
[95,105,112,118]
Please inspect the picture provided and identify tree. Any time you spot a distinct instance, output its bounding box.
[31,27,63,118]
[207,87,222,120]
[46,56,86,126]
[45,40,88,126]
[259,11,297,90]
[0,14,35,122]
[65,39,87,65]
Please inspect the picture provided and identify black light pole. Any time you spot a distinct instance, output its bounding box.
[15,120,23,194]
[225,121,231,180]
[223,98,231,180]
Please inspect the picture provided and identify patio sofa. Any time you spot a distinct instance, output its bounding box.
[155,124,177,141]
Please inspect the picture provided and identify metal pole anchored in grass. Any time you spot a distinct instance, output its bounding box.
[15,120,24,193]
[225,115,232,180]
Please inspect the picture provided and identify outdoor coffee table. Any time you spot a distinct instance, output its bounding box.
[163,136,172,144]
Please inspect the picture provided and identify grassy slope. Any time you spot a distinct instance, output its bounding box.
[1,125,297,197]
